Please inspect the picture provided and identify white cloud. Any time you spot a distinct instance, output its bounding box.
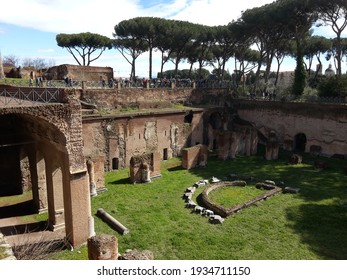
[170,0,273,26]
[0,0,275,35]
[4,0,344,77]
[1,0,141,35]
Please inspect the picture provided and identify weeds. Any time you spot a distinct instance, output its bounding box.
[9,225,68,260]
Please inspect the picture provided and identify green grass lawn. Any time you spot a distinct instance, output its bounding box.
[208,185,265,208]
[0,78,31,87]
[50,150,347,260]
[0,247,8,259]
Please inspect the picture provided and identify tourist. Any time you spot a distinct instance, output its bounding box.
[35,76,40,87]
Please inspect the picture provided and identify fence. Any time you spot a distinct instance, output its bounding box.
[235,93,347,105]
[1,78,232,90]
[1,79,346,107]
[0,87,61,106]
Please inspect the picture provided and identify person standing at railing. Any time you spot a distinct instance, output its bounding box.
[35,76,41,87]
[64,76,69,86]
[108,78,114,88]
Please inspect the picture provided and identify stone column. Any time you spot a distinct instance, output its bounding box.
[265,131,279,160]
[141,163,151,183]
[81,81,86,91]
[64,170,90,247]
[86,157,97,197]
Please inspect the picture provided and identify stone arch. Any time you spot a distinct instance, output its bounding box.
[294,133,307,152]
[209,112,223,130]
[184,110,194,124]
[0,104,91,247]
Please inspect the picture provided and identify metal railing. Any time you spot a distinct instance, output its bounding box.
[0,87,61,106]
[0,78,231,90]
[234,93,347,105]
[1,79,346,106]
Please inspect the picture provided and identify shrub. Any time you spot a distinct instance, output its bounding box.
[318,75,347,97]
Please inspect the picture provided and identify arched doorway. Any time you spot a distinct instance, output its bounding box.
[209,112,223,130]
[0,112,89,248]
[0,88,94,248]
[294,133,307,152]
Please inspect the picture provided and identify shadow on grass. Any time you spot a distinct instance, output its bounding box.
[167,166,185,172]
[286,203,347,259]
[108,177,132,185]
[0,221,48,236]
[186,149,347,259]
[0,199,36,219]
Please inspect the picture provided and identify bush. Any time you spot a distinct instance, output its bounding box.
[318,75,347,97]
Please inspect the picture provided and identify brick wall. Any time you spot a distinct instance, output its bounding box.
[182,144,208,170]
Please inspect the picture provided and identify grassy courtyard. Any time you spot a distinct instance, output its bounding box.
[49,148,347,260]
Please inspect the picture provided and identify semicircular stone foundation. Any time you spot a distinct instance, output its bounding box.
[201,181,283,218]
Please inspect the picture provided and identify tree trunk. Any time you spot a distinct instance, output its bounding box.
[0,51,5,79]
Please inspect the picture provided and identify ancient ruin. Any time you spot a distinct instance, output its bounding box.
[87,234,118,260]
[129,153,161,183]
[182,144,208,169]
[0,64,346,250]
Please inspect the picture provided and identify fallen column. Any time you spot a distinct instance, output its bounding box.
[96,208,129,235]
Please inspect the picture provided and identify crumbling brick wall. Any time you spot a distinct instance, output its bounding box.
[46,64,113,81]
[129,152,160,183]
[182,144,208,170]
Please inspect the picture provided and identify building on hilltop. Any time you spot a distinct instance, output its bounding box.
[45,64,114,82]
[324,64,335,76]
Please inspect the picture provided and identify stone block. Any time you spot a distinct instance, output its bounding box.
[120,249,154,260]
[314,160,329,170]
[203,209,214,217]
[194,206,204,214]
[289,154,302,165]
[283,187,300,194]
[209,215,224,224]
[88,234,118,260]
[186,200,197,208]
[129,152,160,183]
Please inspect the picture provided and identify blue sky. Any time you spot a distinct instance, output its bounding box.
[0,0,345,77]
